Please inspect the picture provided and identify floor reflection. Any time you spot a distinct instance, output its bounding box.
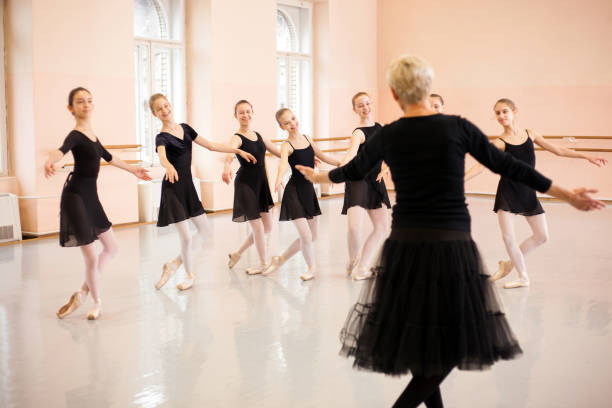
[0,197,611,407]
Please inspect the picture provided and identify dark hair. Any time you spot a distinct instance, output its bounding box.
[495,98,516,110]
[234,99,253,114]
[430,93,444,105]
[351,91,369,107]
[275,107,292,125]
[149,93,167,112]
[68,87,91,106]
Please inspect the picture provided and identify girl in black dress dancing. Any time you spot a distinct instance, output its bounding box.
[341,92,391,280]
[262,108,340,281]
[297,55,604,407]
[149,94,256,291]
[222,100,281,275]
[465,98,607,288]
[45,87,151,320]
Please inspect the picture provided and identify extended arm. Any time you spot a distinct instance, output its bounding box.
[532,131,608,167]
[157,146,179,183]
[465,139,504,182]
[462,119,604,211]
[273,142,291,192]
[222,135,242,185]
[310,138,341,166]
[108,156,151,181]
[376,161,390,182]
[193,135,256,164]
[44,150,65,178]
[297,128,385,184]
[340,130,364,166]
[263,135,282,158]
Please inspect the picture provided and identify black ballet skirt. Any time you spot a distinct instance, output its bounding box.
[58,130,113,247]
[232,132,274,222]
[340,227,522,377]
[279,136,322,221]
[493,133,544,216]
[155,123,205,227]
[341,123,391,214]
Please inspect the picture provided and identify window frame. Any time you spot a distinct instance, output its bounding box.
[276,1,313,138]
[133,0,186,167]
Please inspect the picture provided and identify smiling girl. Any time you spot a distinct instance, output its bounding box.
[150,93,256,291]
[465,98,607,288]
[222,100,281,275]
[340,92,391,280]
[262,108,340,281]
[45,87,151,320]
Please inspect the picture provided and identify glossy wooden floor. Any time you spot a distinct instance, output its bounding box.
[1,196,611,407]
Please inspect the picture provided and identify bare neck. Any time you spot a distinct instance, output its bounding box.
[358,116,374,127]
[161,118,178,131]
[238,124,253,134]
[287,129,301,141]
[74,118,94,134]
[501,123,521,138]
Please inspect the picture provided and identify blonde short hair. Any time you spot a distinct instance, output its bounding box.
[386,55,433,105]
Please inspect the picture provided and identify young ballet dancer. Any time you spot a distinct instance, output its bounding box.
[429,93,444,113]
[45,87,151,320]
[340,92,391,280]
[465,98,607,289]
[262,108,341,281]
[296,55,604,408]
[222,100,281,275]
[150,93,256,291]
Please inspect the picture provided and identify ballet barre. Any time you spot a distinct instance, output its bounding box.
[487,135,612,140]
[534,147,612,153]
[102,144,142,152]
[270,136,351,143]
[63,160,143,169]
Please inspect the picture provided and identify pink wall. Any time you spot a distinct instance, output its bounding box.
[4,0,139,234]
[186,0,279,210]
[377,0,612,197]
[188,0,379,209]
[327,0,378,139]
[313,0,379,194]
[3,0,609,235]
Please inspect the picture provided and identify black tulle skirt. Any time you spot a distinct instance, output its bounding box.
[279,177,321,221]
[493,178,544,216]
[232,165,275,222]
[340,227,522,377]
[59,173,112,247]
[341,177,391,214]
[157,167,205,227]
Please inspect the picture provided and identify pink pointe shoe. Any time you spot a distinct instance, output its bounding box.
[262,256,284,276]
[246,264,267,275]
[346,258,360,277]
[490,260,513,282]
[228,253,241,268]
[87,299,102,320]
[351,266,374,281]
[57,291,85,319]
[503,278,530,289]
[155,261,177,290]
[177,274,195,291]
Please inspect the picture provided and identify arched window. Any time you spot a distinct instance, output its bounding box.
[134,0,185,166]
[0,2,7,176]
[277,3,312,138]
[276,10,297,53]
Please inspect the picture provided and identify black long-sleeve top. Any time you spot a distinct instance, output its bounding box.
[329,114,552,232]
